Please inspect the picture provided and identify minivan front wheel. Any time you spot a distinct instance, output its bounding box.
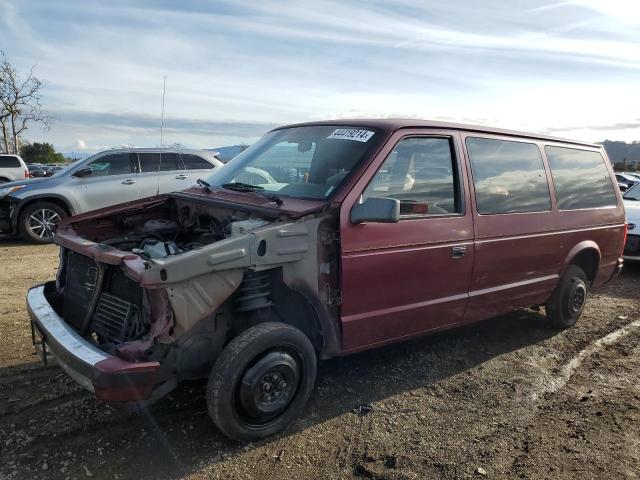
[206,322,317,442]
[18,201,67,244]
[546,265,588,329]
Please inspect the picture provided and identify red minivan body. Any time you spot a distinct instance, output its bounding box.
[336,120,624,352]
[340,120,625,352]
[27,119,625,441]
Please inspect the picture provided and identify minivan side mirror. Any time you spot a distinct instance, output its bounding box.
[350,197,400,224]
[72,167,93,178]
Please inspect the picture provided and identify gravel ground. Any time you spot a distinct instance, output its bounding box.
[1,239,639,480]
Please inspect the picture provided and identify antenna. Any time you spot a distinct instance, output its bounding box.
[157,75,167,196]
[160,75,166,147]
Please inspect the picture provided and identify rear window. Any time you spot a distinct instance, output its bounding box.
[545,146,617,210]
[181,154,213,170]
[466,137,551,214]
[0,155,21,168]
[139,153,180,172]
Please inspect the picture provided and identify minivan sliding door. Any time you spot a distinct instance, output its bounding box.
[461,134,558,323]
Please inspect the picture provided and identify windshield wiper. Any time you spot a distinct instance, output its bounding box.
[221,182,283,206]
[197,178,212,193]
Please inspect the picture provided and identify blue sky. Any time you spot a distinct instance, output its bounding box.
[1,0,639,152]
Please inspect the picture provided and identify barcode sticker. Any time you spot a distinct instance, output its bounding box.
[327,129,375,142]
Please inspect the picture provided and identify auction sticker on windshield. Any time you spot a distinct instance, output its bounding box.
[327,129,375,142]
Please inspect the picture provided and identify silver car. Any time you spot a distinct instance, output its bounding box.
[0,148,223,243]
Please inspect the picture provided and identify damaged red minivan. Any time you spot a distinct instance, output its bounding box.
[27,120,625,441]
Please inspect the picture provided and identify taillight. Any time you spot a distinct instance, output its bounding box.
[622,223,628,255]
[25,169,29,178]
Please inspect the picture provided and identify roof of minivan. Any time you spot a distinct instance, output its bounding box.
[274,119,600,148]
[99,147,218,155]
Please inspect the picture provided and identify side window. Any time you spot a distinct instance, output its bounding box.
[362,137,459,216]
[466,137,551,214]
[160,153,180,171]
[88,153,134,177]
[0,155,21,167]
[138,153,159,172]
[181,154,214,170]
[545,146,617,209]
[139,153,181,172]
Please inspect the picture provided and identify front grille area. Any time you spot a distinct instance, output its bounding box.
[60,250,147,345]
[93,292,144,344]
[624,234,640,256]
[63,251,100,332]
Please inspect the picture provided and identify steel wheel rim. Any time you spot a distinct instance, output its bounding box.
[28,208,60,239]
[236,350,301,426]
[569,283,587,313]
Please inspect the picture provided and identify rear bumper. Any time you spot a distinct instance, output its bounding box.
[27,282,162,402]
[623,233,640,261]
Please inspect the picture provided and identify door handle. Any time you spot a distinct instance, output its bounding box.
[175,174,188,179]
[121,179,137,185]
[451,245,467,259]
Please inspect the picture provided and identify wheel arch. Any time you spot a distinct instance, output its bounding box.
[12,194,75,230]
[563,241,601,285]
[268,275,342,359]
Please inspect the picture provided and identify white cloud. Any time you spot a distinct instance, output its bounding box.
[1,0,639,148]
[74,139,87,149]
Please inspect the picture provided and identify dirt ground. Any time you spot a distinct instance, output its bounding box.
[1,239,639,480]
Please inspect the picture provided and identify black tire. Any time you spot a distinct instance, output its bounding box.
[207,321,317,442]
[546,265,588,329]
[18,201,67,244]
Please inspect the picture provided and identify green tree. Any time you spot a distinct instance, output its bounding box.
[19,142,65,164]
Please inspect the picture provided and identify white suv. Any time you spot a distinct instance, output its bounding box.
[0,148,223,242]
[0,154,29,183]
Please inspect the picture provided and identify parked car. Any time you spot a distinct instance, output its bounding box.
[0,148,223,242]
[27,120,625,441]
[622,171,640,182]
[622,181,640,261]
[26,164,49,178]
[615,173,638,191]
[0,154,29,182]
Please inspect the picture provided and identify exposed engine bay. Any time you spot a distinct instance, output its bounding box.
[75,198,272,260]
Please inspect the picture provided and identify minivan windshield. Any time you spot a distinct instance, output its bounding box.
[205,125,383,200]
[623,182,640,200]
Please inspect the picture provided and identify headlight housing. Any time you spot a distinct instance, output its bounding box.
[0,185,26,197]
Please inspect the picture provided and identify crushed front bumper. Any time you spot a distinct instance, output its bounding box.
[27,281,162,402]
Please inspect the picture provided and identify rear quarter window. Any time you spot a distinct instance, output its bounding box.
[0,155,21,168]
[545,146,617,210]
[466,137,551,214]
[181,154,214,170]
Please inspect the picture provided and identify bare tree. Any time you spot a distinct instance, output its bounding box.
[0,52,52,154]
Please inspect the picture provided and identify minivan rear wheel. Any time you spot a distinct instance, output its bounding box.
[206,322,316,442]
[18,201,67,244]
[546,265,588,329]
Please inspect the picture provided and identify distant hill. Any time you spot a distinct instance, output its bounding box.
[210,145,248,163]
[599,141,640,169]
